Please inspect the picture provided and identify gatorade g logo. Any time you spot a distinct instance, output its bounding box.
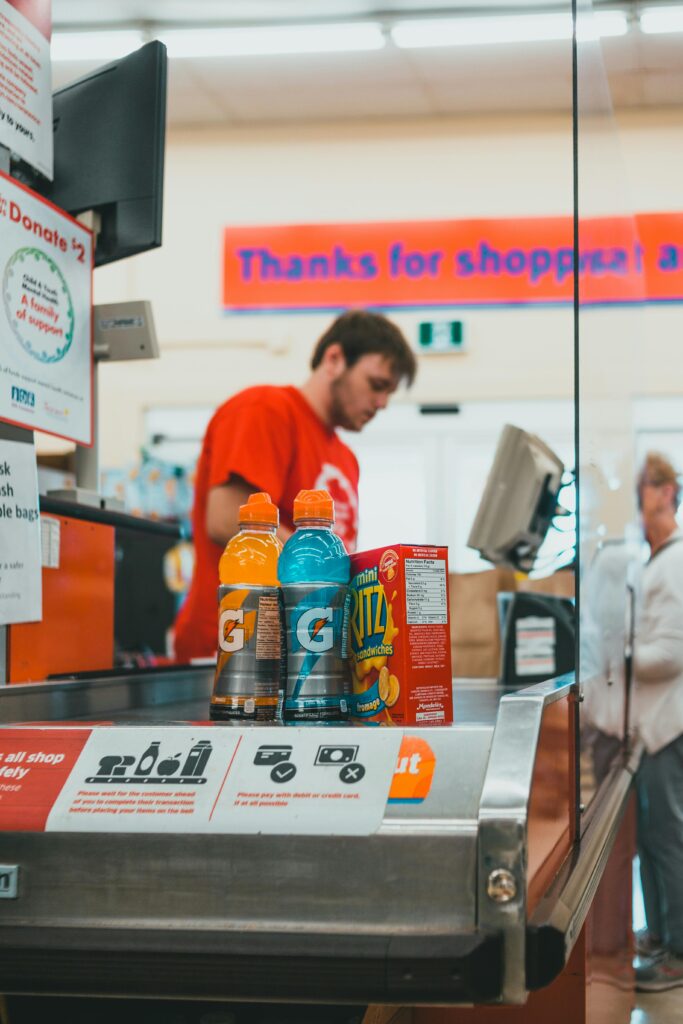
[218,608,246,654]
[289,585,345,699]
[296,607,334,654]
[215,589,256,670]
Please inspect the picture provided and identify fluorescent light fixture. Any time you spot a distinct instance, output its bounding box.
[158,22,385,58]
[577,10,629,41]
[51,30,145,62]
[392,14,572,47]
[391,10,628,48]
[640,5,683,34]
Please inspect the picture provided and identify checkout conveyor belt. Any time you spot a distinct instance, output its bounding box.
[0,668,637,1007]
[0,665,505,727]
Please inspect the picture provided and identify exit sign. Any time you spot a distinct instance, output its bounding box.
[418,320,465,353]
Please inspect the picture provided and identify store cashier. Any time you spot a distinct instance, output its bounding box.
[173,310,416,662]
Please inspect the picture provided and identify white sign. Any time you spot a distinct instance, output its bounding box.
[46,727,403,836]
[0,172,92,444]
[515,615,556,677]
[0,436,41,625]
[0,0,53,179]
[40,513,59,567]
[213,728,402,835]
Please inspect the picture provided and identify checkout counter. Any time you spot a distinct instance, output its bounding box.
[0,659,637,1024]
[0,9,643,1017]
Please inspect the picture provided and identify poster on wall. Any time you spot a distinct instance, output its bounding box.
[0,435,41,625]
[0,171,92,445]
[0,0,53,179]
[222,213,683,311]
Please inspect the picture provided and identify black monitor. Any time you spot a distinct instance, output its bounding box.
[12,41,167,267]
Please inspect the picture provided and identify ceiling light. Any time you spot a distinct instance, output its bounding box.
[157,22,385,59]
[391,11,628,48]
[577,10,629,40]
[51,30,145,62]
[640,5,683,33]
[392,14,572,47]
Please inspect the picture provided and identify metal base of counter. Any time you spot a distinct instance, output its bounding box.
[0,668,636,1021]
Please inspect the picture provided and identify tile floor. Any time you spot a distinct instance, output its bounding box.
[633,990,683,1023]
[632,860,683,1021]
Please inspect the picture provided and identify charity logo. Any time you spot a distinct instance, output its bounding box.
[85,739,213,785]
[10,385,35,408]
[43,399,69,420]
[3,247,75,364]
[296,606,334,653]
[314,463,358,551]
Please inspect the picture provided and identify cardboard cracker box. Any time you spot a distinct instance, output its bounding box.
[348,544,453,726]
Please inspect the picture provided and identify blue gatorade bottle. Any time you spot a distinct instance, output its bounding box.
[278,489,350,722]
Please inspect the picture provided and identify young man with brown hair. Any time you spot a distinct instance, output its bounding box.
[174,310,416,662]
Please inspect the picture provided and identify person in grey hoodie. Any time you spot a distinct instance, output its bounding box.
[633,451,683,992]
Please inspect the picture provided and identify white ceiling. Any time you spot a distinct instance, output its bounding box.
[50,1,683,125]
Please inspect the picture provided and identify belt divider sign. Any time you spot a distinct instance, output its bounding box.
[0,726,408,836]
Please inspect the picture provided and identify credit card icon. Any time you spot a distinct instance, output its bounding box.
[254,745,292,766]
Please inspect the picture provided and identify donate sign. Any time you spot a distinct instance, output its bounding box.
[0,172,92,444]
[222,214,683,311]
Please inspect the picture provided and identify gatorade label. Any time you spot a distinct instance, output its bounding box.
[282,583,350,722]
[210,585,285,722]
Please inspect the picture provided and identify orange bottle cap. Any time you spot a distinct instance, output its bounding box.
[293,489,334,524]
[239,492,279,527]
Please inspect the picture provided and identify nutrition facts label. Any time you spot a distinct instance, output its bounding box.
[255,594,283,660]
[405,558,448,625]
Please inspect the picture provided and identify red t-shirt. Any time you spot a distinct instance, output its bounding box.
[174,385,359,661]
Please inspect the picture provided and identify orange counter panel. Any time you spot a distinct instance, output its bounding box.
[8,514,115,682]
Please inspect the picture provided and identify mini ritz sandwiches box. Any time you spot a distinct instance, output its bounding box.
[348,544,453,726]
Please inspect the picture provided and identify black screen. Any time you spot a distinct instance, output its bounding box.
[13,41,167,267]
[500,592,575,687]
[114,525,179,661]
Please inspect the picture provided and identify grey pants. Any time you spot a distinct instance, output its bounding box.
[637,732,683,953]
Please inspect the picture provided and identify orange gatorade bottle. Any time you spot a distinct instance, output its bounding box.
[210,493,285,722]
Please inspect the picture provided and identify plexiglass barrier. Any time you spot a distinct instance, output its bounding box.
[575,0,645,814]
